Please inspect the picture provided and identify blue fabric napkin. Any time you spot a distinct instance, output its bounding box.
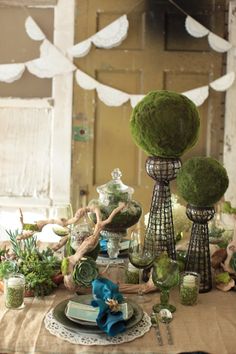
[91,277,126,336]
[99,238,108,252]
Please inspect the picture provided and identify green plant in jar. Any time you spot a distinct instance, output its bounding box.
[179,272,199,306]
[88,168,142,233]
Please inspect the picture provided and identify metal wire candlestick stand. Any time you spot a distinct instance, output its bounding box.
[145,156,182,259]
[185,204,215,293]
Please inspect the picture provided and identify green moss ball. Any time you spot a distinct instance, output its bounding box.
[130,90,200,157]
[176,157,229,207]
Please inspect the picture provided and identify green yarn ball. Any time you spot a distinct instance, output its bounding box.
[130,90,200,158]
[176,157,229,207]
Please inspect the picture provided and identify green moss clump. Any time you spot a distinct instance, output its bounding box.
[130,90,200,157]
[176,157,229,207]
[89,200,142,232]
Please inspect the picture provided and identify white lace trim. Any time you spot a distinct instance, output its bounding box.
[91,15,129,49]
[44,310,151,346]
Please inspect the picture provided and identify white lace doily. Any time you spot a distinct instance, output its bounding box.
[44,310,151,346]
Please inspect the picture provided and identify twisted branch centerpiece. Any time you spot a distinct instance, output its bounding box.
[15,205,157,294]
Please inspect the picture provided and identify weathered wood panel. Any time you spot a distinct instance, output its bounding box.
[0,6,54,97]
[0,0,57,6]
[224,1,236,205]
[0,106,52,198]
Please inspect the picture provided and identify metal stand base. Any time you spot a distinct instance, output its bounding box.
[145,156,182,259]
[185,204,215,293]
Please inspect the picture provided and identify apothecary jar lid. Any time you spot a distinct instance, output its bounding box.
[97,168,134,199]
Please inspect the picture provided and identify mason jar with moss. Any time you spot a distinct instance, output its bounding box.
[179,272,199,306]
[5,273,25,309]
[125,262,139,284]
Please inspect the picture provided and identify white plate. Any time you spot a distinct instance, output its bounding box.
[65,297,134,327]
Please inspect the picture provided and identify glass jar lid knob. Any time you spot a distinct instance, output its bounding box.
[111,168,122,180]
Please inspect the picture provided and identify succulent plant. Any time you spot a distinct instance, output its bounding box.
[72,257,99,287]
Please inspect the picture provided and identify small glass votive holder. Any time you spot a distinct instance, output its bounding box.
[4,273,25,310]
[179,271,200,306]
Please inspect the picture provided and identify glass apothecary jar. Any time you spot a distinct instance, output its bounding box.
[88,168,142,258]
[66,212,100,260]
[70,213,94,251]
[179,271,200,306]
[5,273,25,309]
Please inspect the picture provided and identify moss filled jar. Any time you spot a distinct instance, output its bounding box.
[179,271,199,306]
[5,273,25,309]
[89,169,142,258]
[125,262,139,284]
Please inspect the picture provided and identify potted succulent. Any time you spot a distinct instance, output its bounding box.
[0,230,62,297]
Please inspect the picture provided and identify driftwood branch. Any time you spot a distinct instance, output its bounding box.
[62,203,125,291]
[51,235,69,252]
[35,207,92,231]
[67,203,125,267]
[16,230,34,241]
[17,204,158,294]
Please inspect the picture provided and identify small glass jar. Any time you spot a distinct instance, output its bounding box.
[70,212,93,251]
[179,271,199,306]
[5,273,25,310]
[125,262,139,284]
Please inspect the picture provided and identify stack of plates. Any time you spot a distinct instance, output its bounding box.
[52,294,143,335]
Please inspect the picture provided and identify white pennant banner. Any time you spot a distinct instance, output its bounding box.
[185,16,209,38]
[2,12,235,109]
[208,32,232,53]
[75,69,235,108]
[0,63,25,83]
[25,16,46,41]
[26,39,76,78]
[75,69,98,90]
[67,15,129,58]
[185,15,232,53]
[97,83,130,106]
[182,86,209,106]
[130,95,146,108]
[210,72,235,91]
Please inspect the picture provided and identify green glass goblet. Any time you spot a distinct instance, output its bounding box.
[128,230,155,303]
[152,253,179,313]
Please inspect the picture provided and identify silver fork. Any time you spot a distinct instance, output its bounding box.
[151,313,163,346]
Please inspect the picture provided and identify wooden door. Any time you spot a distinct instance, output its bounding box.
[0,1,74,230]
[72,0,227,215]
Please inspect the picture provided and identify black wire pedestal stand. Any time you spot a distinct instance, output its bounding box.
[185,204,215,293]
[145,156,182,260]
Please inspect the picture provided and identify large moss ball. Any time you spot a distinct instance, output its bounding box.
[130,90,200,157]
[176,157,229,207]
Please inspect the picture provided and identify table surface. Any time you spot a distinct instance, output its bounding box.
[0,284,236,354]
[0,239,235,354]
